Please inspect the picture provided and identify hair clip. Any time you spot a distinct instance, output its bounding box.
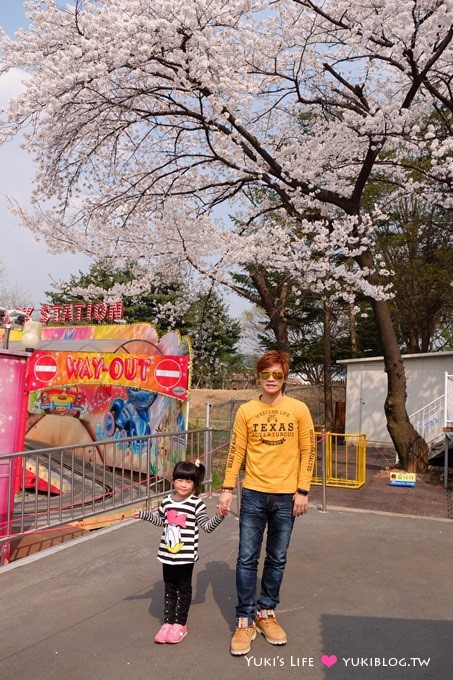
[194,458,201,468]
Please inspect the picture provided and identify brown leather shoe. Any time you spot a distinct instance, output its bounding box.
[255,611,287,645]
[230,622,256,655]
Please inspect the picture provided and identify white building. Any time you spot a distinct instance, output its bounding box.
[338,352,453,446]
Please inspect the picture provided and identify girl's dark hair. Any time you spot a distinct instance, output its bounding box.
[172,460,206,495]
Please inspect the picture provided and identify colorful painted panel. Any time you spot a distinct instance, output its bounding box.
[25,324,191,475]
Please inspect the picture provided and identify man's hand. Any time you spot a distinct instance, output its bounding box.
[217,491,233,516]
[292,493,309,516]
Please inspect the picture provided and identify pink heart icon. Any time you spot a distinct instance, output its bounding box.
[320,654,338,668]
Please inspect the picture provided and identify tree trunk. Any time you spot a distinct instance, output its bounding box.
[349,303,358,354]
[355,249,428,471]
[370,297,428,471]
[323,301,334,431]
[249,269,291,354]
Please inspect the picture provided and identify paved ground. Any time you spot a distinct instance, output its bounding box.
[1,494,452,680]
[309,444,452,520]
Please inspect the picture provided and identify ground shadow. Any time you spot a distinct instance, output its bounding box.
[124,559,236,628]
[192,559,236,629]
[125,579,165,622]
[320,615,451,679]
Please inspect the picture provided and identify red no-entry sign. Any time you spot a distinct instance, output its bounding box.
[33,354,58,383]
[154,358,182,389]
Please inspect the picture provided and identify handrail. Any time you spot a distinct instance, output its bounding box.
[409,394,445,421]
[409,394,445,445]
[0,428,213,565]
[1,426,367,565]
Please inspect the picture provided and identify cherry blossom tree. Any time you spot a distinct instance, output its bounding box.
[1,0,451,469]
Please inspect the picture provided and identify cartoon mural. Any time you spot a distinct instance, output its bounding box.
[23,323,191,477]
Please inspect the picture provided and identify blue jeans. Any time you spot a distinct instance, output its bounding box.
[236,488,295,623]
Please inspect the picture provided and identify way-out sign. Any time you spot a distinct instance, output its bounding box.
[26,350,190,400]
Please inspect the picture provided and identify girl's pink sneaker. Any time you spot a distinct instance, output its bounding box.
[166,624,188,644]
[154,623,173,643]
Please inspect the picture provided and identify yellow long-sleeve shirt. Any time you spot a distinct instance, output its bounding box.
[223,395,316,493]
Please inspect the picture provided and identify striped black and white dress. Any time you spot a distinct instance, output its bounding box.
[139,494,224,565]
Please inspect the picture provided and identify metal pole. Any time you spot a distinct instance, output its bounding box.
[204,403,212,495]
[2,326,11,349]
[444,373,451,490]
[321,428,327,512]
[205,427,213,496]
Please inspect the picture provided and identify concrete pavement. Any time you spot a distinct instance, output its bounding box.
[1,498,452,680]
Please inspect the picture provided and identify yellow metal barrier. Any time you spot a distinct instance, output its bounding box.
[312,432,366,489]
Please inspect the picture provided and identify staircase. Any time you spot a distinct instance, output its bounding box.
[409,372,453,466]
[429,433,453,466]
[410,394,445,448]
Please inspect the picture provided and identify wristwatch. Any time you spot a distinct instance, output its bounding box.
[297,489,309,496]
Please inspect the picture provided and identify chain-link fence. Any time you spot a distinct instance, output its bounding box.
[203,384,346,431]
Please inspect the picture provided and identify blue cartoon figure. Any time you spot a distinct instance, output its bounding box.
[104,387,157,438]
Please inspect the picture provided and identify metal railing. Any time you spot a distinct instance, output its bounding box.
[311,432,367,489]
[0,428,214,565]
[444,372,453,429]
[409,394,445,446]
[1,425,367,565]
[223,430,367,517]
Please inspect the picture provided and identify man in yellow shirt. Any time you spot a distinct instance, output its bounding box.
[218,350,316,656]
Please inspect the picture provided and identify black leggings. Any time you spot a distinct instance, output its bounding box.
[162,562,194,625]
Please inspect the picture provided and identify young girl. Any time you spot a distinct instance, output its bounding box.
[135,459,225,644]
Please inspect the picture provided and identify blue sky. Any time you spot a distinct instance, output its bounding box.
[0,3,90,309]
[1,2,29,36]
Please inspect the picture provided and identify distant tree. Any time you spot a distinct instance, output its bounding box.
[184,290,242,388]
[46,261,189,326]
[47,262,242,387]
[231,266,294,355]
[438,322,453,351]
[0,257,30,309]
[376,198,452,353]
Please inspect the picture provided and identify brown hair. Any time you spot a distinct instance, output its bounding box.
[256,350,290,380]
